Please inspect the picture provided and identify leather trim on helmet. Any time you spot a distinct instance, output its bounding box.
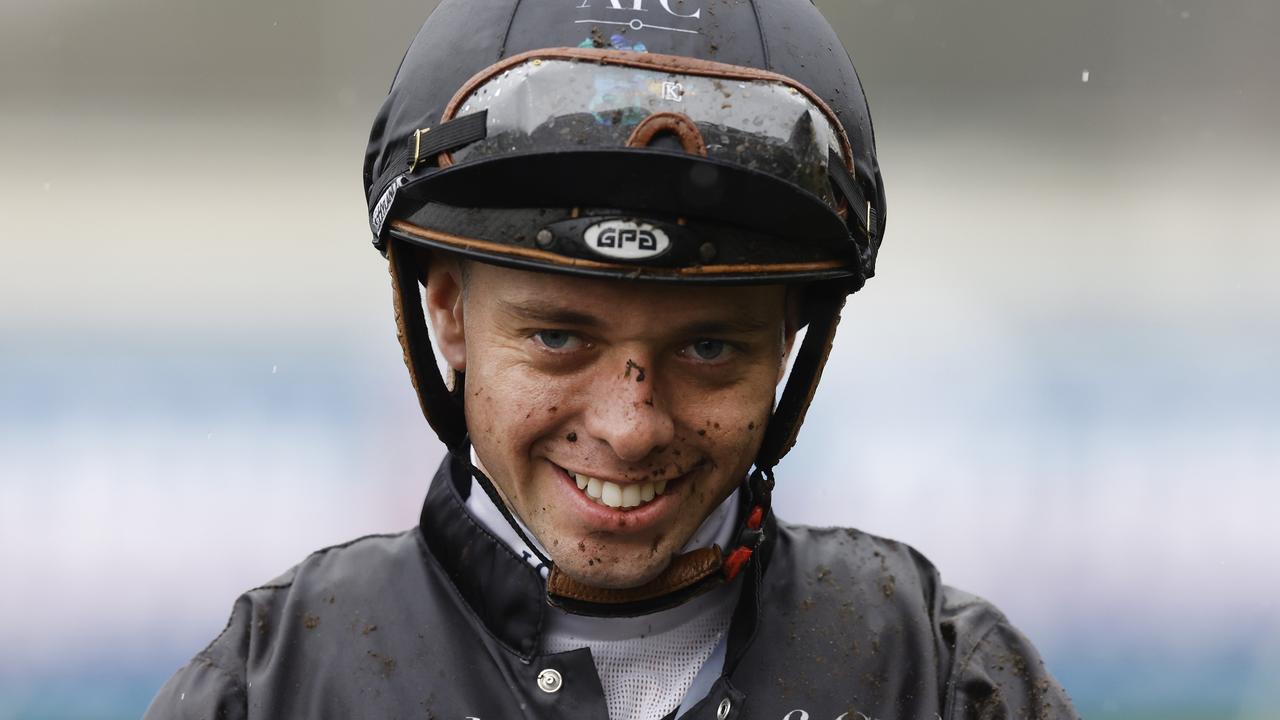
[390,219,847,278]
[626,112,709,156]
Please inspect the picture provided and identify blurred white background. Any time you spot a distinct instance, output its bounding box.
[2,1,1277,718]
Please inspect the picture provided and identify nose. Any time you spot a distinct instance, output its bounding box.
[582,357,675,464]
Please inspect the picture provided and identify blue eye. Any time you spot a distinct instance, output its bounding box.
[535,330,574,350]
[689,339,726,360]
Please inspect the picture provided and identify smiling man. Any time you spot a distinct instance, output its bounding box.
[431,260,795,594]
[145,1,1077,719]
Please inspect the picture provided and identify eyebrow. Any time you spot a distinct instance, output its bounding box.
[675,317,772,336]
[497,299,603,328]
[497,299,772,336]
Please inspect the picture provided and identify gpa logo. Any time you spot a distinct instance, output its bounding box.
[583,219,671,260]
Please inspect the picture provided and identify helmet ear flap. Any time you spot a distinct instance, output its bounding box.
[388,240,468,450]
[756,287,846,467]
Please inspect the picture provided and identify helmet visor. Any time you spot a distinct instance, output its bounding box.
[439,50,852,210]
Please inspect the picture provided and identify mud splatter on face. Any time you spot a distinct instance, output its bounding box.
[650,534,664,555]
[456,259,787,590]
[624,359,647,382]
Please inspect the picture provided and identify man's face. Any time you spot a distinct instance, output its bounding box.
[427,258,795,589]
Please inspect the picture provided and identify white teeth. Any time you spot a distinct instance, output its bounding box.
[570,471,669,510]
[621,484,641,508]
[601,481,623,508]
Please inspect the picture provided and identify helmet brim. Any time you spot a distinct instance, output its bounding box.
[390,148,862,285]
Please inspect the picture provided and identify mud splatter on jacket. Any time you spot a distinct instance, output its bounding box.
[145,454,1078,719]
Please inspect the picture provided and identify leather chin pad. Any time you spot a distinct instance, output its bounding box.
[546,546,725,617]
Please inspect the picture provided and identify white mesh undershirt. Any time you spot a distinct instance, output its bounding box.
[465,454,740,720]
[541,589,734,720]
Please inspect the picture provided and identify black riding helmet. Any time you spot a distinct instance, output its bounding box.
[363,0,887,617]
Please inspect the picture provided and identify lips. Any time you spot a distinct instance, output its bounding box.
[571,472,669,510]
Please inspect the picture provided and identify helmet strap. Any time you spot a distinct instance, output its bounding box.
[457,438,555,568]
[388,240,467,449]
[756,288,847,464]
[718,290,846,585]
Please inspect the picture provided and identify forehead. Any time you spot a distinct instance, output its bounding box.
[463,260,787,329]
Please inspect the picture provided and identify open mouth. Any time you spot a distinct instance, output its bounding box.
[567,471,670,510]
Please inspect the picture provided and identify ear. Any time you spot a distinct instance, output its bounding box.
[778,285,804,385]
[423,251,467,372]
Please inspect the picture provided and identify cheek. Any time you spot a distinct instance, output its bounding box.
[464,357,575,453]
[677,375,775,466]
[465,376,569,509]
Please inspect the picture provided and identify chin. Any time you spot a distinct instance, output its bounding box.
[557,554,671,590]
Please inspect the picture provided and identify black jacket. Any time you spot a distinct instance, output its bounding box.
[145,455,1078,719]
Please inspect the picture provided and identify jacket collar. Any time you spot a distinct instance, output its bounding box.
[418,452,546,659]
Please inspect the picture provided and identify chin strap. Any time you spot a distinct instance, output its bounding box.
[721,465,774,583]
[457,438,554,569]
